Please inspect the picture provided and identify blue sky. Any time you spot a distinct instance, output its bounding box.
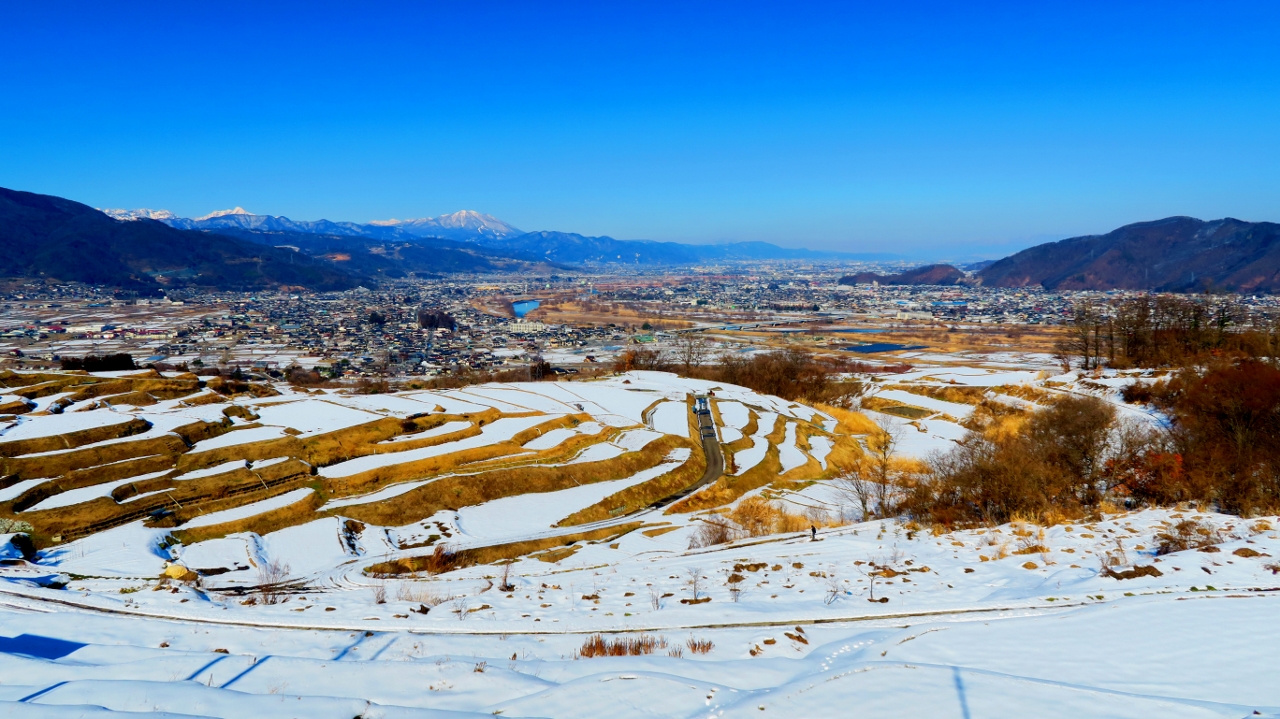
[2,1,1278,258]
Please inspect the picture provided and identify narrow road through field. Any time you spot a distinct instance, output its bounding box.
[649,395,723,509]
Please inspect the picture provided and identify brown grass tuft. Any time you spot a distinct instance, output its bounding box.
[576,634,668,658]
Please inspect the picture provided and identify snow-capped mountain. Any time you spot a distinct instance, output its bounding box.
[164,210,378,238]
[141,207,523,242]
[194,207,252,221]
[369,210,522,240]
[99,208,178,221]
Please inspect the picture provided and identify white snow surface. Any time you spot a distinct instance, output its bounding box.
[188,425,289,453]
[0,409,138,443]
[4,507,1279,718]
[25,470,171,512]
[251,399,382,437]
[809,435,833,469]
[455,454,691,543]
[6,366,1254,717]
[648,400,689,437]
[732,411,777,475]
[384,420,472,444]
[777,421,808,473]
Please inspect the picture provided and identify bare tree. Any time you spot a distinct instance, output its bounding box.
[685,567,704,601]
[498,561,515,593]
[834,462,877,522]
[674,334,710,373]
[256,559,290,605]
[835,413,902,520]
[823,573,843,605]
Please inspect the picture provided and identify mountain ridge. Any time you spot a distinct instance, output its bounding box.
[977,216,1280,292]
[104,207,897,263]
[4,188,361,293]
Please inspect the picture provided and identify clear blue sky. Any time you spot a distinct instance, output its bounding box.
[2,1,1277,258]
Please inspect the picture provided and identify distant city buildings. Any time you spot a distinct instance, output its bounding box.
[3,265,1277,378]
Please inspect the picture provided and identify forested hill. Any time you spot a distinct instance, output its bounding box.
[0,187,361,293]
[978,216,1280,292]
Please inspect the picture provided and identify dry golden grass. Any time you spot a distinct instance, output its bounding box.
[991,383,1059,405]
[0,370,93,388]
[0,397,33,415]
[576,633,669,658]
[172,484,325,545]
[521,298,694,330]
[177,435,303,472]
[178,391,228,407]
[778,422,826,481]
[0,417,153,458]
[1,433,188,481]
[175,411,501,474]
[7,454,178,513]
[367,522,643,575]
[483,521,639,562]
[13,454,314,545]
[336,434,692,528]
[318,413,592,499]
[961,399,1029,436]
[886,383,987,405]
[170,418,234,446]
[719,409,759,476]
[92,391,162,408]
[556,437,705,526]
[2,375,99,400]
[814,403,879,435]
[858,395,945,420]
[67,378,201,405]
[536,545,582,563]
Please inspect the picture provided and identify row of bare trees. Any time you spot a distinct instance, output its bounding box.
[614,344,879,407]
[1060,295,1280,370]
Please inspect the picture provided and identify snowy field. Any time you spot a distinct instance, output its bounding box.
[2,363,1274,717]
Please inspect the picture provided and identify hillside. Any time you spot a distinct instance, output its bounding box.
[839,263,966,286]
[978,216,1280,292]
[1,188,361,292]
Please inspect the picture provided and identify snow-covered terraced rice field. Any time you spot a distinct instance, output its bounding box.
[3,363,1250,717]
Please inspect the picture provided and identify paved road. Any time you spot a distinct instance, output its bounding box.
[649,398,723,509]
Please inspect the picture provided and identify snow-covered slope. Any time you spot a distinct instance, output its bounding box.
[4,365,1270,717]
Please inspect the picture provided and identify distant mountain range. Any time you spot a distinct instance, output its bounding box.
[1,188,359,293]
[976,217,1280,293]
[122,207,525,243]
[19,189,1280,293]
[102,206,897,264]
